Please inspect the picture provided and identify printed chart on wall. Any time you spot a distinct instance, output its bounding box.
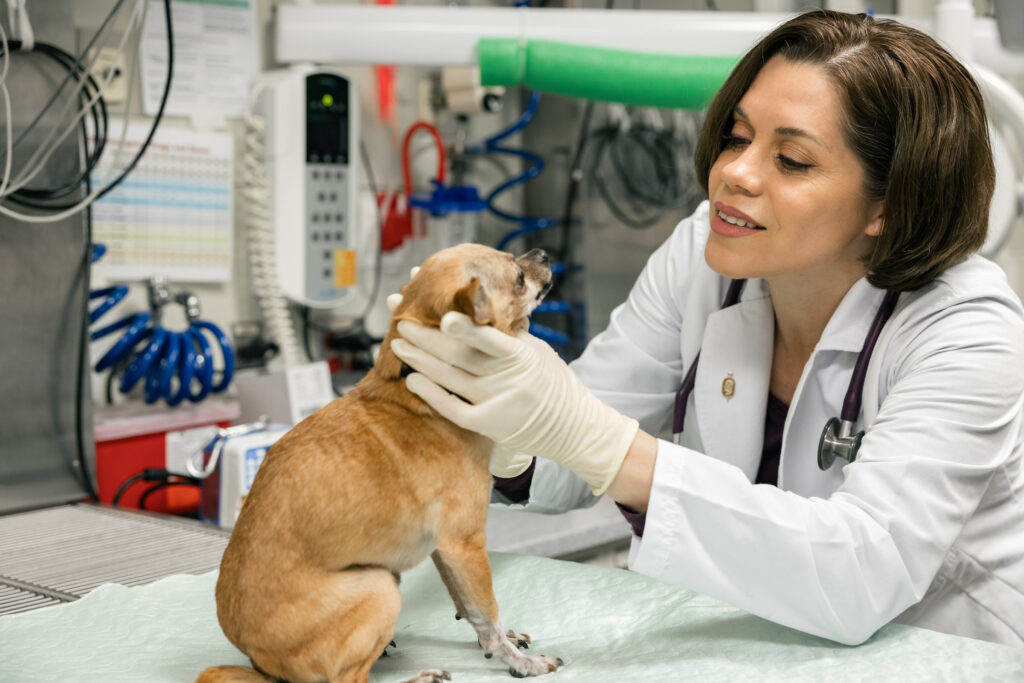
[90,122,234,283]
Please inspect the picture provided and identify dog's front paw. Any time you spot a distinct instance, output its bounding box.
[506,653,563,678]
[505,629,531,649]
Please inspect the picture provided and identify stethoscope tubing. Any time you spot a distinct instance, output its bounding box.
[840,290,901,423]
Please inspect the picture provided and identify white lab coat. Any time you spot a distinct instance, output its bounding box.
[512,201,1024,646]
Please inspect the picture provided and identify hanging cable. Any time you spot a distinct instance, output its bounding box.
[0,0,173,221]
[0,0,143,200]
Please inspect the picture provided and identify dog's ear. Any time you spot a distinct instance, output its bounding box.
[452,277,494,326]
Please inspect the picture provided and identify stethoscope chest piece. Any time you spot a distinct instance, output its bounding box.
[817,417,864,470]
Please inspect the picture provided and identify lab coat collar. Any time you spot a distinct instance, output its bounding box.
[813,277,885,354]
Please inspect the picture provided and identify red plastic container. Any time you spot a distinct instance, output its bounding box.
[93,399,239,514]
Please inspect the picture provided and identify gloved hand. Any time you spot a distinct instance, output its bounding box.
[386,271,534,480]
[389,312,639,495]
[488,444,535,480]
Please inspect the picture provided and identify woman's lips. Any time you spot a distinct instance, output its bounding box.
[710,205,765,237]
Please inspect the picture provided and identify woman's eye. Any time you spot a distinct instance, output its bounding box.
[777,155,813,172]
[723,133,749,150]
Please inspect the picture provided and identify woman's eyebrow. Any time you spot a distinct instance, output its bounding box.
[734,105,831,152]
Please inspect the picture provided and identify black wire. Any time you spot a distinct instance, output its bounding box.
[588,125,664,229]
[112,472,146,507]
[300,305,317,362]
[5,42,109,208]
[16,45,108,199]
[93,0,174,204]
[76,174,99,500]
[558,100,596,263]
[610,128,683,207]
[138,479,199,511]
[5,0,128,155]
[7,0,175,211]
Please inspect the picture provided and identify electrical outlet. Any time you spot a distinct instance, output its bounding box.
[89,46,128,104]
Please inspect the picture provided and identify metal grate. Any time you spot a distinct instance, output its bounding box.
[0,583,65,615]
[0,503,229,615]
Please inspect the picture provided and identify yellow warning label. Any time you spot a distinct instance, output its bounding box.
[334,250,356,288]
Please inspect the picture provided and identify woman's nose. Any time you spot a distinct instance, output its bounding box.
[720,148,763,195]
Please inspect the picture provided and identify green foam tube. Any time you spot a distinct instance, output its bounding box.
[478,38,739,110]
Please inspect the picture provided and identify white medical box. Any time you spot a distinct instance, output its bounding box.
[198,425,290,529]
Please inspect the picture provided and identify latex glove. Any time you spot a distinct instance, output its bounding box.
[390,312,639,495]
[489,444,535,480]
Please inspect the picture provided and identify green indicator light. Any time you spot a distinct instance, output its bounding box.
[322,93,334,107]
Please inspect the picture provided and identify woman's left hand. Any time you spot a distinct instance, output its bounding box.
[390,311,639,495]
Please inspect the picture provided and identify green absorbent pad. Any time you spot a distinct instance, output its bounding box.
[3,552,1024,682]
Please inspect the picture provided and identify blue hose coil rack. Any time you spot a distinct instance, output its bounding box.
[89,246,234,406]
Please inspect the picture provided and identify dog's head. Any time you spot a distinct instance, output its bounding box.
[376,244,552,381]
[395,243,552,334]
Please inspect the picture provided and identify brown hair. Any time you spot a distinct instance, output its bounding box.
[694,10,994,291]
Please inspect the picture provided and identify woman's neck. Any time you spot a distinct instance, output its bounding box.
[768,269,864,364]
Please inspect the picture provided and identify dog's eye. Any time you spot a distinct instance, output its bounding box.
[516,269,525,288]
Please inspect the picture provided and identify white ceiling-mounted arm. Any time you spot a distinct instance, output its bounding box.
[274,5,783,67]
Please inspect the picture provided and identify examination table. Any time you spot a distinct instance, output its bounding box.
[3,530,1023,683]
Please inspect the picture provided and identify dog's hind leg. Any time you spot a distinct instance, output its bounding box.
[431,543,562,678]
[248,566,402,683]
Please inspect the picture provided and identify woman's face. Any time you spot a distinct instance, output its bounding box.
[705,56,882,290]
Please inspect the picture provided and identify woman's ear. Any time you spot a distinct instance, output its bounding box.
[452,277,494,325]
[865,203,884,237]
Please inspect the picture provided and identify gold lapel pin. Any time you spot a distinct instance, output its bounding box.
[722,372,735,399]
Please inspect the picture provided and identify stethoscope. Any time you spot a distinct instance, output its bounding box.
[672,279,900,471]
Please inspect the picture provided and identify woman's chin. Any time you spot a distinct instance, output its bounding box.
[703,243,756,281]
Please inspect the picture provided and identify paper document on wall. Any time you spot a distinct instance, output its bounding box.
[140,0,260,118]
[90,121,234,283]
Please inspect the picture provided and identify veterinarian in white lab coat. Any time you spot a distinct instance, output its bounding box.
[390,10,1024,647]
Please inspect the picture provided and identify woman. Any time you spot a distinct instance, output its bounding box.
[390,10,1024,646]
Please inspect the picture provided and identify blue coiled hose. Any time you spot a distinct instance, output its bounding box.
[89,247,234,406]
[470,90,558,252]
[469,91,579,349]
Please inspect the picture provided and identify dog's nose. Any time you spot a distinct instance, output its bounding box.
[524,249,549,266]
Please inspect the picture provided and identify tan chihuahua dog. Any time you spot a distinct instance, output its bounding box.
[197,244,562,683]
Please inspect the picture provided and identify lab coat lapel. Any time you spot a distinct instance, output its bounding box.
[693,288,774,480]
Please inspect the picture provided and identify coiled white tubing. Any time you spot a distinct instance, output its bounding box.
[241,110,304,368]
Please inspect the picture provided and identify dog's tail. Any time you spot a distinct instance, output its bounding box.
[195,664,275,683]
